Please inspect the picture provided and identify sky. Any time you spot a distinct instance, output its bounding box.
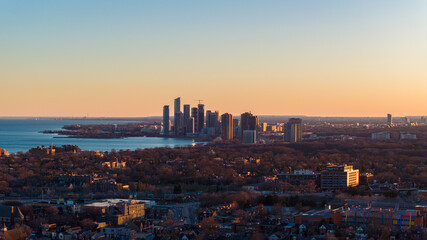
[0,0,426,117]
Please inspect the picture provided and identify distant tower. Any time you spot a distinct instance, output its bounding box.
[240,112,258,137]
[175,112,183,135]
[261,122,268,132]
[233,119,239,137]
[191,107,198,132]
[221,113,233,140]
[206,110,212,128]
[211,111,220,135]
[404,117,410,125]
[174,97,181,114]
[174,97,182,136]
[387,114,392,126]
[284,118,302,143]
[163,105,169,135]
[187,117,195,134]
[183,104,190,133]
[207,111,219,128]
[197,104,205,132]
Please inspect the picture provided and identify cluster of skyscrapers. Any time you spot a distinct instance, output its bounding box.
[163,98,219,137]
[162,97,303,144]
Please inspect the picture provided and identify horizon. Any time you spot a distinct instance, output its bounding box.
[1,1,426,117]
[0,114,425,119]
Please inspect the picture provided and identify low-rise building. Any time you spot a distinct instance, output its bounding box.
[371,132,390,140]
[320,165,359,190]
[359,172,374,185]
[277,170,319,186]
[84,199,146,226]
[331,207,426,230]
[242,130,256,144]
[400,133,417,140]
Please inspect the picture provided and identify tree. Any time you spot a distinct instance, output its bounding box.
[80,218,95,230]
[44,206,59,216]
[199,217,219,237]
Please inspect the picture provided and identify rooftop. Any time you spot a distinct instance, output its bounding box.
[83,199,149,208]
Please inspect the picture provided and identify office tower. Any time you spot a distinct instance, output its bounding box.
[221,113,233,140]
[183,104,190,133]
[387,114,392,126]
[320,165,359,190]
[187,117,195,134]
[249,116,259,132]
[261,122,267,132]
[242,130,256,144]
[197,104,205,132]
[206,111,219,128]
[206,110,220,136]
[162,105,170,135]
[191,107,198,132]
[212,111,220,135]
[284,118,302,142]
[174,97,181,136]
[404,117,410,125]
[206,110,212,128]
[175,112,183,135]
[233,119,239,136]
[174,97,181,114]
[240,112,258,137]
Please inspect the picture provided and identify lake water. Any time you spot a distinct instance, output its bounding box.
[0,119,198,153]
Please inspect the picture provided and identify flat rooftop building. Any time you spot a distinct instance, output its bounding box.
[320,164,359,190]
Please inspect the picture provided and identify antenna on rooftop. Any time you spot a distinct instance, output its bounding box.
[196,99,203,104]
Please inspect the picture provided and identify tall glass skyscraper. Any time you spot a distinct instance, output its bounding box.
[174,97,181,136]
[163,105,169,135]
[284,118,302,142]
[197,104,204,132]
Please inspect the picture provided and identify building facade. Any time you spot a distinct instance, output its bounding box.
[162,105,169,135]
[284,118,302,143]
[197,104,205,132]
[183,104,190,134]
[387,113,392,126]
[242,130,256,144]
[191,107,198,133]
[240,112,258,138]
[320,165,359,190]
[371,132,390,140]
[174,97,181,136]
[221,113,233,140]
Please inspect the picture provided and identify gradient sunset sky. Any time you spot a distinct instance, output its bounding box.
[1,1,426,117]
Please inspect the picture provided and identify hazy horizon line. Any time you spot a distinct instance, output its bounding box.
[1,114,425,119]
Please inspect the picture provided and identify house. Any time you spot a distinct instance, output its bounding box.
[100,226,135,239]
[268,232,285,240]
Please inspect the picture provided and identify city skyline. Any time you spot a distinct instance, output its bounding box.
[1,2,427,239]
[1,1,426,117]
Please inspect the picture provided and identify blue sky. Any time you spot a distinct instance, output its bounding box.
[0,1,426,117]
